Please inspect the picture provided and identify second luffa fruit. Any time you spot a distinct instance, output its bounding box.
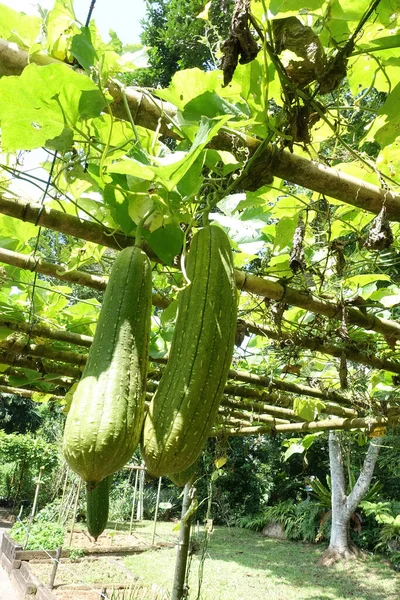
[141,225,237,476]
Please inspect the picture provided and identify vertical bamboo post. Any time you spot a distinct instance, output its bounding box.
[151,477,162,546]
[171,484,194,600]
[68,478,82,547]
[24,465,44,549]
[58,466,69,523]
[129,468,139,535]
[49,545,62,589]
[136,465,145,521]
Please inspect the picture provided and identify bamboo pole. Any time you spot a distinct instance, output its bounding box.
[242,320,400,375]
[0,246,170,308]
[68,478,82,547]
[24,465,44,549]
[171,484,194,600]
[0,340,87,367]
[151,477,162,546]
[0,317,93,347]
[129,469,139,535]
[221,395,358,420]
[0,195,158,259]
[0,38,399,219]
[0,349,82,378]
[49,546,62,590]
[234,270,400,340]
[212,415,395,436]
[136,466,145,521]
[58,467,70,524]
[0,384,64,402]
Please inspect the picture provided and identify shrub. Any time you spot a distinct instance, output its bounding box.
[10,520,65,550]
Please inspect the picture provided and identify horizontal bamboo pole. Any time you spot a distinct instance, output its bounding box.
[235,270,400,340]
[3,246,399,374]
[223,395,358,420]
[0,373,70,389]
[1,38,399,219]
[219,405,290,425]
[0,384,63,402]
[0,318,93,348]
[243,320,400,375]
[227,368,351,405]
[0,195,159,260]
[0,247,169,308]
[1,196,399,341]
[222,397,304,422]
[212,415,394,436]
[0,350,82,379]
[0,339,87,367]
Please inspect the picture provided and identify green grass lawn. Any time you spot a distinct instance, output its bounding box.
[122,521,399,600]
[28,521,399,599]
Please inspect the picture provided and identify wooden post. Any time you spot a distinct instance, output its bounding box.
[58,466,69,523]
[49,545,62,589]
[129,468,139,535]
[24,465,44,549]
[68,478,82,547]
[171,484,195,600]
[151,477,162,546]
[136,465,145,521]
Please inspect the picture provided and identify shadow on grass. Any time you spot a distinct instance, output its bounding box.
[204,527,397,600]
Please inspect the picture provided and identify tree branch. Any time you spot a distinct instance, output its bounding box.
[346,437,383,515]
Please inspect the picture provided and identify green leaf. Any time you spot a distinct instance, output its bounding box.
[0,64,106,151]
[344,274,391,289]
[103,176,136,235]
[293,398,325,421]
[32,392,54,404]
[0,4,41,46]
[70,27,98,73]
[273,217,298,251]
[267,0,325,17]
[107,158,155,181]
[145,223,184,265]
[46,0,78,61]
[183,91,245,120]
[0,215,37,251]
[161,300,178,324]
[283,443,305,461]
[371,82,400,147]
[156,68,220,110]
[151,116,231,191]
[355,34,400,54]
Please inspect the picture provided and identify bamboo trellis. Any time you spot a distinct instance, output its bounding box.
[0,39,399,436]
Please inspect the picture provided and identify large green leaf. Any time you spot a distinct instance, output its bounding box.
[156,68,220,110]
[0,64,106,151]
[267,0,325,16]
[371,82,400,147]
[145,223,184,265]
[70,27,98,72]
[150,116,231,191]
[0,4,41,46]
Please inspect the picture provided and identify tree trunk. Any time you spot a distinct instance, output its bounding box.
[321,430,383,565]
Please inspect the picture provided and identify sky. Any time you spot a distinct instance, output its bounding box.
[2,0,147,45]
